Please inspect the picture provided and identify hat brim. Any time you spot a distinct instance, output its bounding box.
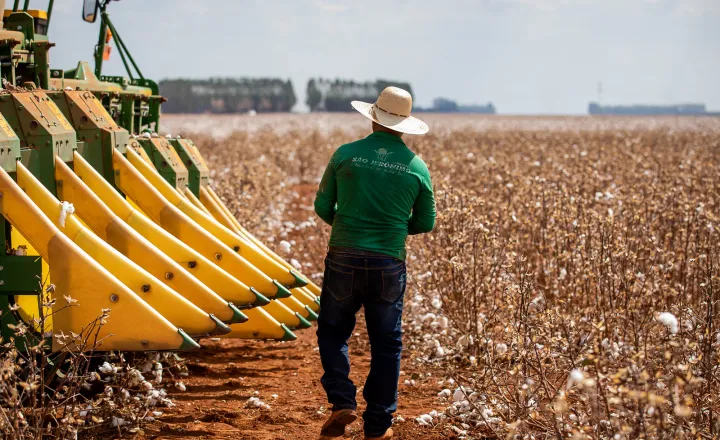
[351,101,429,135]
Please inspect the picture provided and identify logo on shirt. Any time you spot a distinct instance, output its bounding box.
[374,148,393,162]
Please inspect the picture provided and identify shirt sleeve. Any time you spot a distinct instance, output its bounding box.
[314,152,337,226]
[408,171,436,235]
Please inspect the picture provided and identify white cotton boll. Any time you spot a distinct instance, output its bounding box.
[141,381,153,391]
[175,382,186,392]
[404,379,412,386]
[58,201,75,228]
[558,268,567,280]
[99,362,115,375]
[657,312,679,334]
[290,259,302,270]
[271,394,278,399]
[438,389,451,398]
[394,415,405,423]
[422,313,436,323]
[435,346,445,357]
[438,316,449,329]
[120,389,130,400]
[716,332,720,345]
[415,417,429,426]
[279,240,291,254]
[111,417,126,427]
[453,388,465,403]
[421,414,433,423]
[567,369,585,388]
[429,410,438,418]
[431,298,442,309]
[447,378,455,385]
[495,343,508,355]
[453,426,467,436]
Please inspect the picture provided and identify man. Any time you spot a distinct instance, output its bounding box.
[314,87,436,440]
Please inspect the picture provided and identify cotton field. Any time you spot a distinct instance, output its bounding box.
[4,114,715,439]
[183,114,719,438]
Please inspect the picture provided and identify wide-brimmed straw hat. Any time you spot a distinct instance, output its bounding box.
[351,87,429,135]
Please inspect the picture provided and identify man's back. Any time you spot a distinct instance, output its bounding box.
[314,131,435,260]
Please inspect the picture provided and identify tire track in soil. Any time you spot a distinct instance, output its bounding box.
[139,183,454,440]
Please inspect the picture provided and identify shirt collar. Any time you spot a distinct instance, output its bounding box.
[368,131,406,145]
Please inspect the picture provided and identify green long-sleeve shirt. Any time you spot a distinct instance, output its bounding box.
[314,131,436,260]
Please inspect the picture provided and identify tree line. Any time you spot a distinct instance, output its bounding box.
[306,78,414,112]
[159,78,296,113]
[158,77,496,114]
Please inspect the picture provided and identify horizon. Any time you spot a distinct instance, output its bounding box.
[43,0,720,115]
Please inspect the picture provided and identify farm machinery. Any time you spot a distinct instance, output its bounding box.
[0,0,321,353]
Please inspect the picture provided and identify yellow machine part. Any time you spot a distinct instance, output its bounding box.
[184,187,212,215]
[10,229,52,334]
[0,165,195,352]
[224,307,296,341]
[201,185,322,298]
[292,287,320,314]
[125,148,298,288]
[279,295,315,320]
[53,157,244,325]
[15,163,222,338]
[70,152,260,307]
[113,148,286,299]
[199,185,321,310]
[261,299,308,330]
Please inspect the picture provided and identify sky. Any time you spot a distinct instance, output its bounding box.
[44,0,720,114]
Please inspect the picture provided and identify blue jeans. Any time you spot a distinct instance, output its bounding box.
[317,246,406,437]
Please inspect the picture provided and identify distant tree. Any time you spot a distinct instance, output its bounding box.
[306,79,322,111]
[432,97,458,112]
[304,77,415,112]
[286,79,297,111]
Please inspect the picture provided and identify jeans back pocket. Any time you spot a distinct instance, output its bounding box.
[324,262,355,301]
[380,265,406,303]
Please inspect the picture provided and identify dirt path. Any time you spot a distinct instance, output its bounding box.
[138,183,454,440]
[139,323,452,440]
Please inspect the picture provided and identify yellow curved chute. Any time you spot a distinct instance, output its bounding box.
[0,164,197,352]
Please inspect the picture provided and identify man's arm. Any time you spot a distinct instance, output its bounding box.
[314,154,337,226]
[408,173,436,235]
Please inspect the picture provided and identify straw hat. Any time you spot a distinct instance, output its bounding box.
[351,87,429,135]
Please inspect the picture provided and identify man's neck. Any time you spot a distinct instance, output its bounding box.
[372,122,403,138]
[373,127,403,138]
